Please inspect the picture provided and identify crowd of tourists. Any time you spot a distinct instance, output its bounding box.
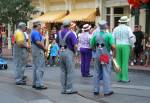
[13,16,150,96]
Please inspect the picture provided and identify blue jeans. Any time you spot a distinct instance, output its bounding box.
[32,44,45,87]
[93,55,112,94]
[14,44,27,83]
[59,49,75,92]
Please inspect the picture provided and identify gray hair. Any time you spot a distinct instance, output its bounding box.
[17,22,26,29]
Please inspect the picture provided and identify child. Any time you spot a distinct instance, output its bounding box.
[144,35,150,67]
[49,39,59,66]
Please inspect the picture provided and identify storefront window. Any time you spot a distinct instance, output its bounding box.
[106,7,111,27]
[114,7,124,14]
[114,17,121,27]
[106,8,110,14]
[106,16,110,26]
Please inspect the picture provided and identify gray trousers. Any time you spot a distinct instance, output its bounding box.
[32,44,45,87]
[59,49,75,92]
[93,50,112,94]
[14,44,27,83]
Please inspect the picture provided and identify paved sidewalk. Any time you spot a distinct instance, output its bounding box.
[1,61,150,103]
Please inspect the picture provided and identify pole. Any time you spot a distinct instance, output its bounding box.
[7,24,12,49]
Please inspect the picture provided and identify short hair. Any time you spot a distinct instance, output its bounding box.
[33,21,41,28]
[17,22,26,29]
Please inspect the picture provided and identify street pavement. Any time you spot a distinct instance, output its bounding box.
[0,60,150,103]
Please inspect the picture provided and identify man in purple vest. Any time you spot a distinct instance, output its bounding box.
[57,20,78,94]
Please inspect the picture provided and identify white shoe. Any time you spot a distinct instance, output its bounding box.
[130,62,134,66]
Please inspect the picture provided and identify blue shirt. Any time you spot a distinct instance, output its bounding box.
[50,43,59,56]
[31,29,42,44]
[57,28,78,52]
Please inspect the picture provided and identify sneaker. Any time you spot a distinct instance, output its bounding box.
[130,62,134,66]
[140,60,144,65]
[133,59,137,64]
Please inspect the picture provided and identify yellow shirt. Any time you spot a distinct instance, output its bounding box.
[14,29,25,45]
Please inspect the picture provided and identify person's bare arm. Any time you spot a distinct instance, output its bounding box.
[35,41,47,52]
[111,44,116,58]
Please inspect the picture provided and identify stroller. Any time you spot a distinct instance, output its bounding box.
[0,58,8,70]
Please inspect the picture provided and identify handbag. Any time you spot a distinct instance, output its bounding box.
[112,58,121,73]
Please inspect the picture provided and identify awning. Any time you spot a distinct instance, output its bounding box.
[57,8,96,22]
[32,11,66,23]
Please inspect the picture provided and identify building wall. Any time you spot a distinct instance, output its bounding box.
[48,2,66,11]
[139,9,146,32]
[31,0,134,31]
[103,0,130,31]
[74,0,95,9]
[105,0,128,7]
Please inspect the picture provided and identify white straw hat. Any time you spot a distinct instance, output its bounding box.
[82,24,91,31]
[118,16,130,23]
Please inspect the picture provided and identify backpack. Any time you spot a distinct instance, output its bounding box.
[96,32,109,64]
[58,30,71,52]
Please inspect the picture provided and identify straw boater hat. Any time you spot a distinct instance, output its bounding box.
[118,16,130,23]
[82,24,91,31]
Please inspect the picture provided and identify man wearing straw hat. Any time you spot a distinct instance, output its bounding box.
[113,16,136,83]
[91,20,115,96]
[57,19,78,94]
[14,22,30,85]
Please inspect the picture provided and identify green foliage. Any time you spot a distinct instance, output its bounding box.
[0,0,38,24]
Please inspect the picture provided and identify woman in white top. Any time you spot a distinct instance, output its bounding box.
[79,24,93,77]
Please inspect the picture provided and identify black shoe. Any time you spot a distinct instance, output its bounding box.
[32,85,36,88]
[94,92,99,96]
[26,65,32,68]
[61,91,66,94]
[35,86,47,90]
[65,91,78,94]
[121,80,131,83]
[117,80,122,82]
[16,82,26,85]
[104,91,114,96]
[83,75,93,77]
